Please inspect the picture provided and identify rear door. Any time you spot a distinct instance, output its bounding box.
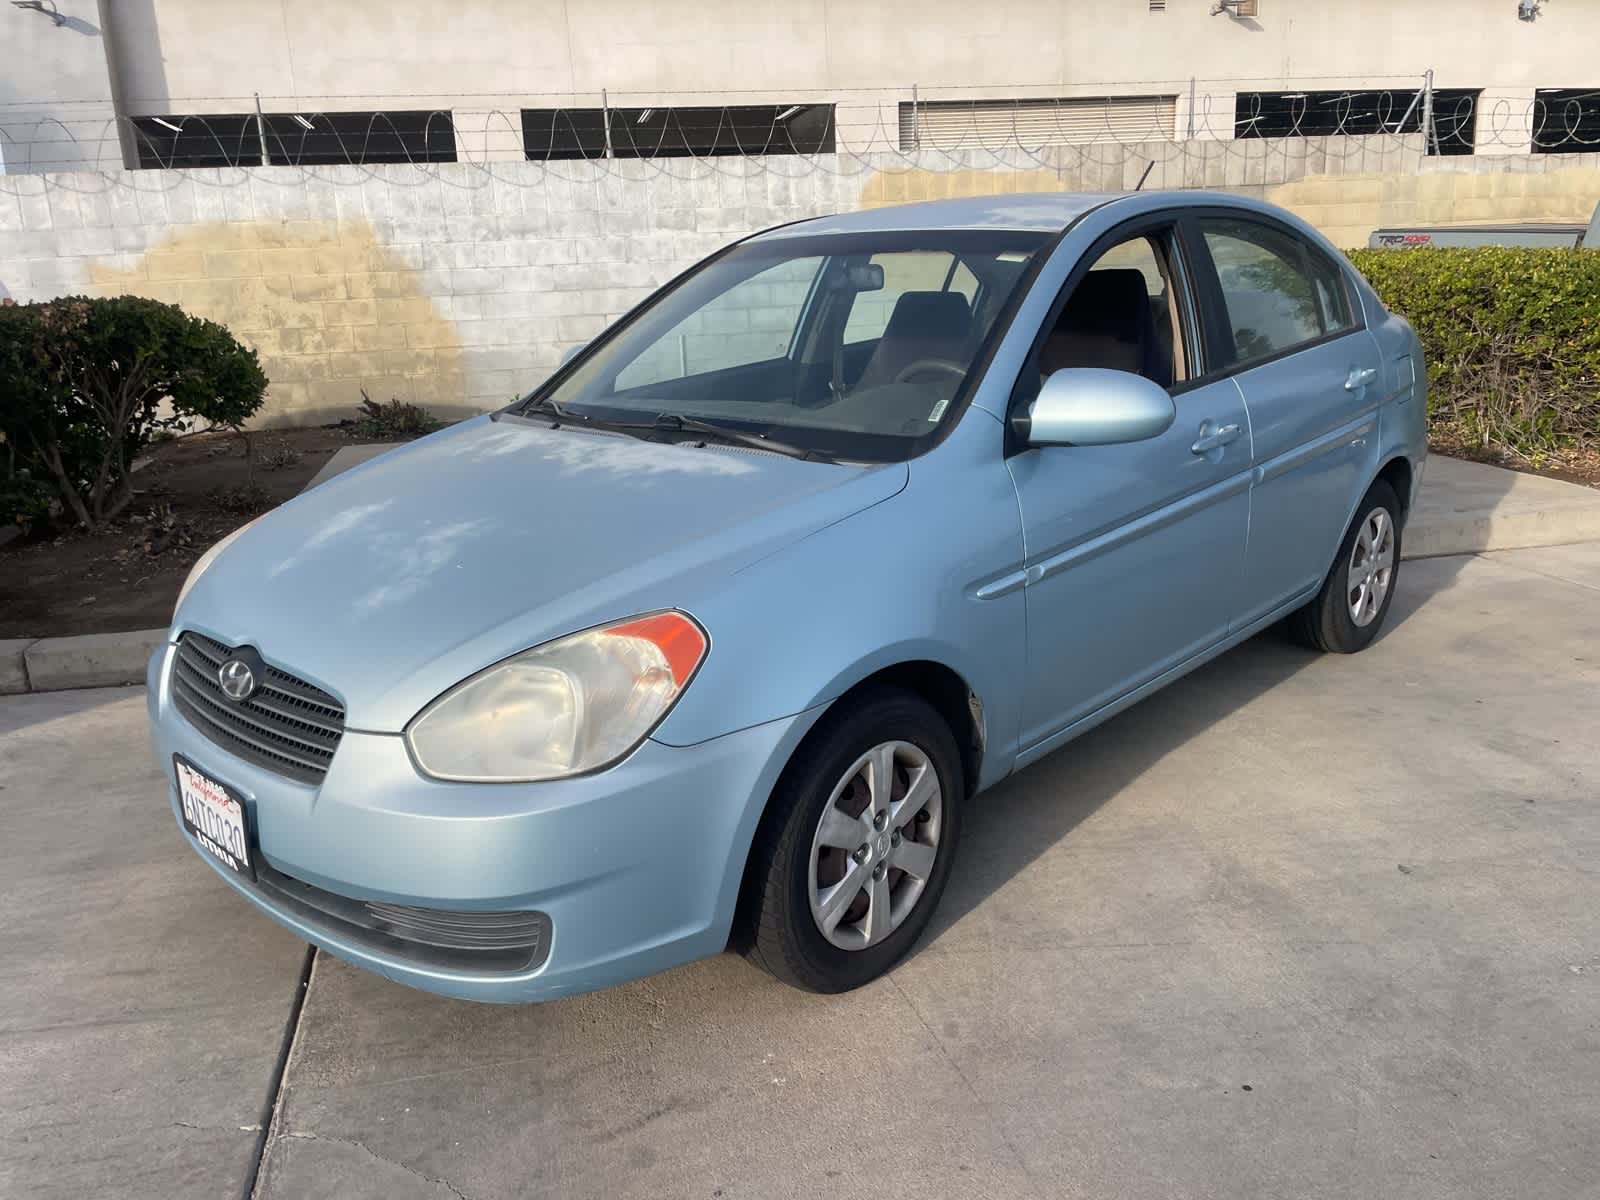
[1188,214,1382,625]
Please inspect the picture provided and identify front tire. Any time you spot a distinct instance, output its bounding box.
[1288,478,1402,653]
[739,688,964,993]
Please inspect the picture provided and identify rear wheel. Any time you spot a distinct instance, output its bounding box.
[739,689,964,993]
[1288,478,1402,653]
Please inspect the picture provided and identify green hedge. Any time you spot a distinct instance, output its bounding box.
[1348,247,1600,456]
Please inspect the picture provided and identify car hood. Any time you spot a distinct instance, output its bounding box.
[177,415,907,731]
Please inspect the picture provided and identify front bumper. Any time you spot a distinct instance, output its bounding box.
[146,642,817,1002]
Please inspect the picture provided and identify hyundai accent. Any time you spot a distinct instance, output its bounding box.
[148,191,1426,1001]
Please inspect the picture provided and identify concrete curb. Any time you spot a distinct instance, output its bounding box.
[1404,507,1600,559]
[1405,457,1600,559]
[8,629,167,694]
[4,456,1598,695]
[0,639,33,695]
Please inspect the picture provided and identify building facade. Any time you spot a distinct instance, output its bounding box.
[5,0,1598,172]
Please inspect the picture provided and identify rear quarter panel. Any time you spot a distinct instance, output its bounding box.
[1354,270,1428,516]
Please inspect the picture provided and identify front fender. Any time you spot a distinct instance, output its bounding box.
[651,410,1029,793]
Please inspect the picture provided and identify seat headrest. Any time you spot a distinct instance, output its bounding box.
[1038,269,1156,379]
[1060,269,1151,331]
[879,291,972,344]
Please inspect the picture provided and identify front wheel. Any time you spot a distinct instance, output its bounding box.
[1288,478,1402,653]
[738,689,964,993]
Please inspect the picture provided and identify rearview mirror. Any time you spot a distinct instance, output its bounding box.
[1020,368,1176,447]
[559,344,584,367]
[836,263,884,292]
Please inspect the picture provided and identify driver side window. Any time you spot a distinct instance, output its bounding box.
[1037,231,1190,390]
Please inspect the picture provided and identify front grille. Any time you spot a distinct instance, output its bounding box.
[255,864,552,974]
[171,633,344,784]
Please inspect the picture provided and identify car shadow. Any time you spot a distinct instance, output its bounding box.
[920,545,1473,945]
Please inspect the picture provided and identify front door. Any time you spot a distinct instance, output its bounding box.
[1008,222,1252,754]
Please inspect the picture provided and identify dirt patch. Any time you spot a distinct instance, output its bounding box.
[2,428,371,638]
[1434,441,1600,490]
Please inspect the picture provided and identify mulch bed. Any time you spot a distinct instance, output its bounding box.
[1,428,366,639]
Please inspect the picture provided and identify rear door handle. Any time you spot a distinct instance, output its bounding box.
[1191,423,1242,454]
[1345,367,1378,390]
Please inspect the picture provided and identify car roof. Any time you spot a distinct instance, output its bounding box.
[750,192,1124,240]
[749,189,1280,241]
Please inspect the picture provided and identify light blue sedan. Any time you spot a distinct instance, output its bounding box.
[148,191,1425,1001]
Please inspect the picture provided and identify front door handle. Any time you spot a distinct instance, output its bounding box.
[1190,423,1242,454]
[1345,367,1378,390]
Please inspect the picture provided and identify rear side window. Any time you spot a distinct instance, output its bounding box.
[1198,218,1355,367]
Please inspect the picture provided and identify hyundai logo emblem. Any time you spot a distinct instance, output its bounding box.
[218,658,258,702]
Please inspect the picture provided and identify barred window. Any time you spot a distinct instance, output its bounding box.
[1234,88,1480,156]
[1532,88,1600,154]
[131,111,456,169]
[522,104,835,161]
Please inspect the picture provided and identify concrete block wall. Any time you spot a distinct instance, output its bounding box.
[1267,152,1600,249]
[4,135,1596,428]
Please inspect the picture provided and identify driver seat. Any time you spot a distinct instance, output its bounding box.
[853,291,973,390]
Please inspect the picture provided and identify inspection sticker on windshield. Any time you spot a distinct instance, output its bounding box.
[927,397,949,422]
[176,757,254,879]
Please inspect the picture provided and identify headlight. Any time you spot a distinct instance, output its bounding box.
[173,520,256,619]
[405,611,708,783]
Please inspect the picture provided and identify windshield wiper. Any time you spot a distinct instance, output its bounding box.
[647,413,833,462]
[517,397,833,462]
[517,395,658,442]
[519,393,579,423]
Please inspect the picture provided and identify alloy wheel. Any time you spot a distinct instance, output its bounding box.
[1347,506,1395,627]
[807,740,943,951]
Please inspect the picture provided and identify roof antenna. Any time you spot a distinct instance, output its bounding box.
[1135,160,1155,191]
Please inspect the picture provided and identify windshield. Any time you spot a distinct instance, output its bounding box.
[530,229,1050,462]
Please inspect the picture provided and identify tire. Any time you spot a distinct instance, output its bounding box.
[738,688,965,993]
[1288,478,1403,654]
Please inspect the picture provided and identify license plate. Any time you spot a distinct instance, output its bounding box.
[176,757,255,880]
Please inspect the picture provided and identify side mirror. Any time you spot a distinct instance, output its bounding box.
[559,344,584,367]
[1019,368,1176,447]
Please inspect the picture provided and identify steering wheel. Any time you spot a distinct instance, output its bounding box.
[892,358,967,387]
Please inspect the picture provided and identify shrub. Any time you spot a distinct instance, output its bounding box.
[0,295,268,529]
[1349,247,1600,456]
[352,391,442,439]
[0,460,56,534]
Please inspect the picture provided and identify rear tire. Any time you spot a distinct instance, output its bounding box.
[1288,478,1402,654]
[738,688,964,993]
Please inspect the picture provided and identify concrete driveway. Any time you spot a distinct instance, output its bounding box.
[3,545,1598,1200]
